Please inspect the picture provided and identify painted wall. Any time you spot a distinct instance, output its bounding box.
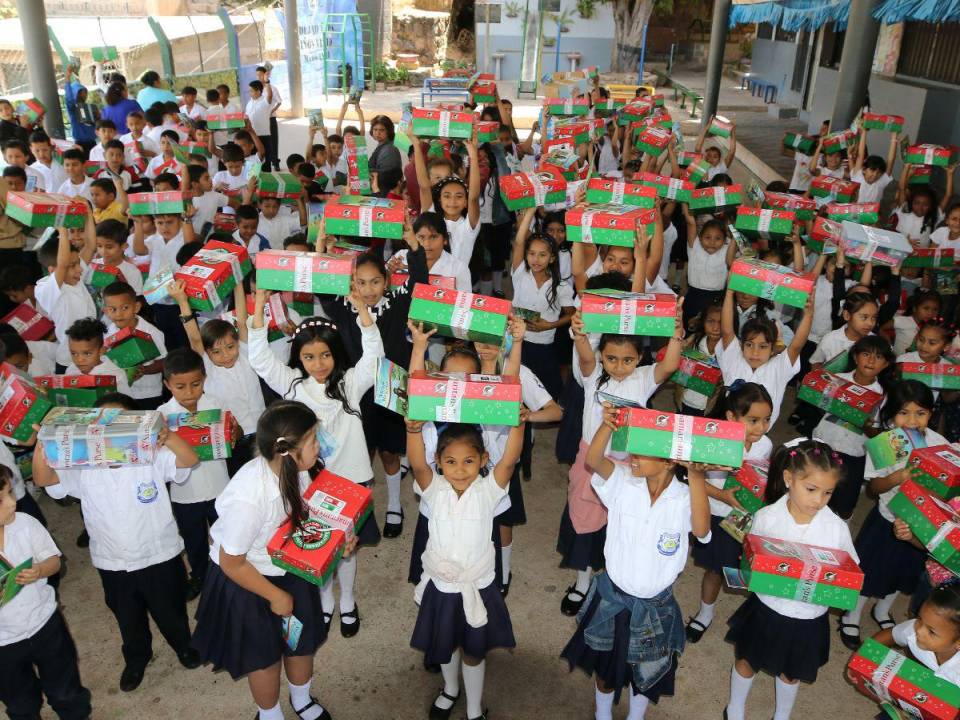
[751,37,804,109]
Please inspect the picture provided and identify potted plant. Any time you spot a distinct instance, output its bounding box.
[505,1,522,18]
[576,0,595,18]
[543,36,556,47]
[550,7,576,32]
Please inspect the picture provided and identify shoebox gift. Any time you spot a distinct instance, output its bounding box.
[128,191,185,216]
[822,130,856,154]
[205,112,245,131]
[740,534,864,610]
[175,241,251,311]
[594,98,625,117]
[543,97,591,117]
[637,172,694,203]
[849,638,960,720]
[408,284,510,345]
[827,202,880,225]
[841,222,912,267]
[633,126,672,158]
[498,170,567,211]
[166,409,235,461]
[677,151,702,168]
[810,176,860,203]
[143,266,175,304]
[734,207,796,241]
[690,184,745,214]
[406,371,522,426]
[783,132,817,155]
[104,327,161,369]
[864,428,928,476]
[618,99,652,125]
[610,408,746,468]
[5,192,87,229]
[566,204,657,247]
[255,250,354,296]
[581,291,677,336]
[909,166,933,185]
[906,144,952,168]
[908,445,960,499]
[1,304,53,341]
[903,247,956,269]
[669,347,721,396]
[807,217,842,255]
[553,119,592,146]
[723,464,768,514]
[476,120,500,143]
[35,375,117,408]
[683,156,712,185]
[728,258,814,309]
[468,73,497,104]
[323,196,406,240]
[389,272,455,292]
[86,259,123,289]
[283,291,315,317]
[344,134,371,195]
[539,148,580,181]
[37,407,164,469]
[861,113,905,133]
[268,519,345,586]
[411,108,474,139]
[899,360,960,391]
[797,369,883,427]
[257,172,303,203]
[888,480,960,576]
[15,98,44,124]
[708,115,733,138]
[763,192,816,221]
[0,364,52,443]
[583,178,656,208]
[305,470,374,543]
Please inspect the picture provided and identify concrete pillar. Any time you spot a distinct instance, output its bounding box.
[283,0,304,116]
[830,0,881,129]
[701,0,731,131]
[16,0,65,138]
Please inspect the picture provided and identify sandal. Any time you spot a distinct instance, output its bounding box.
[383,509,404,539]
[291,696,331,720]
[838,620,862,651]
[871,606,895,630]
[685,617,709,643]
[560,586,586,616]
[428,689,460,720]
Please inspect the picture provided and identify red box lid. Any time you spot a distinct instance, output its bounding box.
[7,191,88,217]
[909,445,960,486]
[763,192,817,213]
[1,304,53,341]
[411,284,512,316]
[811,175,860,194]
[811,216,842,243]
[255,249,355,276]
[800,369,883,410]
[743,534,864,590]
[730,258,816,293]
[735,206,797,224]
[35,374,116,390]
[304,470,373,538]
[267,518,345,581]
[900,362,960,379]
[581,292,676,318]
[566,205,657,231]
[104,326,153,349]
[731,463,768,500]
[407,371,522,403]
[615,407,746,442]
[826,202,880,216]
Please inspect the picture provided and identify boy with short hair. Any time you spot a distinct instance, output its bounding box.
[187,164,226,235]
[28,131,67,192]
[102,139,132,190]
[211,142,248,197]
[119,110,159,169]
[102,281,167,409]
[850,127,899,204]
[179,86,203,120]
[153,172,180,193]
[3,139,45,190]
[695,115,737,181]
[144,129,180,179]
[2,165,26,192]
[90,177,128,224]
[88,118,118,162]
[63,317,131,394]
[0,331,56,377]
[286,152,305,175]
[93,219,144,293]
[232,203,270,255]
[244,80,271,162]
[0,266,41,310]
[57,148,93,201]
[249,192,305,250]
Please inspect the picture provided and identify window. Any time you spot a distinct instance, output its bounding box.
[476,2,502,23]
[757,23,774,40]
[819,23,845,69]
[898,21,960,86]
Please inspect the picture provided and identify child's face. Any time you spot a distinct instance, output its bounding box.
[439,183,467,218]
[844,302,878,337]
[96,237,126,265]
[599,339,640,382]
[207,333,240,368]
[853,350,889,383]
[825,153,842,169]
[435,438,489,494]
[3,148,26,167]
[154,181,175,193]
[734,292,754,311]
[473,342,500,365]
[67,227,85,250]
[916,326,948,363]
[127,115,145,135]
[299,339,335,383]
[97,127,116,144]
[225,159,244,176]
[784,467,839,521]
[912,194,933,217]
[196,128,210,145]
[416,225,445,262]
[914,603,960,657]
[705,147,721,166]
[197,171,213,192]
[0,483,15,526]
[89,185,114,210]
[601,246,635,277]
[354,263,386,308]
[69,338,103,374]
[64,158,83,179]
[0,101,13,121]
[702,308,722,339]
[103,292,140,329]
[328,140,343,161]
[160,137,175,156]
[6,351,29,372]
[4,176,25,192]
[700,226,726,253]
[57,251,83,286]
[741,331,773,370]
[285,242,310,253]
[428,164,452,186]
[3,286,30,304]
[237,139,254,157]
[218,88,229,104]
[105,147,124,167]
[30,142,52,164]
[895,400,932,431]
[164,369,205,410]
[441,354,479,374]
[260,198,280,219]
[183,93,196,106]
[862,167,883,184]
[155,215,182,240]
[237,217,259,241]
[525,238,554,274]
[544,221,566,245]
[946,208,960,234]
[628,454,674,478]
[371,123,388,143]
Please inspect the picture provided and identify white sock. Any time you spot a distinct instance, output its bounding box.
[258,702,283,720]
[385,471,402,514]
[627,690,650,720]
[501,543,512,585]
[594,688,614,720]
[400,455,409,472]
[727,665,755,720]
[462,659,486,718]
[842,595,868,632]
[575,567,592,594]
[319,577,335,615]
[436,650,461,710]
[338,553,358,620]
[480,279,493,295]
[874,591,899,620]
[492,272,503,292]
[694,600,716,628]
[289,679,326,719]
[773,677,800,720]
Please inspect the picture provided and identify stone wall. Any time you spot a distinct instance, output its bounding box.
[391,10,450,66]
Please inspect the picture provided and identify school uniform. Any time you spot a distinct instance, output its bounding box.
[444,213,482,268]
[191,190,227,235]
[392,248,472,293]
[512,265,575,399]
[30,161,67,194]
[45,448,195,671]
[892,619,960,684]
[684,239,728,328]
[809,325,857,366]
[410,471,516,666]
[706,161,729,181]
[26,340,57,377]
[230,229,270,257]
[257,207,301,249]
[931,226,960,252]
[851,170,893,205]
[144,229,188,349]
[118,132,160,159]
[105,318,166,407]
[201,342,265,474]
[192,457,327,679]
[57,177,93,202]
[809,276,850,346]
[244,95,271,152]
[64,356,131,396]
[893,208,943,248]
[562,465,702,703]
[211,170,248,198]
[657,223,679,281]
[726,494,857,682]
[34,276,97,369]
[0,513,90,720]
[715,337,800,427]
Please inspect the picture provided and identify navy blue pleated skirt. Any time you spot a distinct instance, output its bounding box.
[360,389,407,455]
[855,505,925,598]
[410,579,516,665]
[556,502,606,572]
[191,563,327,680]
[691,514,743,574]
[497,466,526,526]
[356,481,381,547]
[408,511,504,589]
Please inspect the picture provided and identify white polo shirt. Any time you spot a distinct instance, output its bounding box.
[511,265,576,345]
[64,356,131,397]
[158,395,231,504]
[393,248,472,293]
[809,326,857,365]
[0,513,59,646]
[105,317,167,400]
[144,231,185,304]
[202,342,265,436]
[715,337,800,426]
[812,371,883,456]
[34,276,98,367]
[582,363,659,446]
[687,239,729,291]
[893,618,960,685]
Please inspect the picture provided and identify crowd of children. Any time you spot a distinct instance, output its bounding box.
[0,65,958,720]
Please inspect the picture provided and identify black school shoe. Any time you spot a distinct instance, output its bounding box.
[177,647,202,669]
[185,577,203,602]
[119,663,146,692]
[292,696,332,720]
[340,606,360,638]
[838,619,861,651]
[383,509,404,539]
[428,689,460,720]
[685,617,709,643]
[560,586,586,616]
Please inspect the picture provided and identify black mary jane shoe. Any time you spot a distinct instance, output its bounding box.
[500,573,511,599]
[838,619,862,651]
[871,605,895,630]
[292,695,332,720]
[560,586,586,616]
[685,617,709,643]
[428,689,460,720]
[467,711,488,720]
[383,509,404,539]
[340,606,360,638]
[322,611,333,632]
[177,647,201,669]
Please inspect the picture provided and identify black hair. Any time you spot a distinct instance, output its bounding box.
[96,218,128,246]
[160,129,179,144]
[287,318,358,417]
[105,82,125,106]
[283,232,312,250]
[849,334,896,387]
[216,84,230,94]
[236,204,259,222]
[880,379,935,429]
[843,291,879,317]
[104,139,124,153]
[2,139,26,155]
[28,130,50,145]
[95,118,116,131]
[435,423,487,467]
[355,252,388,282]
[596,334,645,394]
[182,85,197,96]
[162,347,205,380]
[37,235,63,268]
[200,319,239,350]
[221,143,244,164]
[2,166,25,181]
[924,584,960,635]
[140,70,161,87]
[101,281,138,302]
[0,332,27,359]
[90,178,117,196]
[326,133,343,146]
[413,211,451,251]
[709,173,734,187]
[256,65,268,73]
[585,271,631,293]
[154,172,180,190]
[690,299,724,349]
[299,164,316,180]
[0,265,32,292]
[95,392,140,411]
[917,317,957,345]
[766,180,789,193]
[700,218,726,239]
[144,105,165,127]
[906,185,941,236]
[370,114,396,142]
[249,80,264,93]
[234,130,253,146]
[187,164,209,186]
[206,89,220,103]
[440,344,482,373]
[66,317,106,346]
[765,439,845,505]
[62,148,84,163]
[739,316,777,346]
[175,241,202,267]
[863,155,887,174]
[286,153,306,171]
[710,381,773,421]
[905,288,942,318]
[375,166,404,198]
[523,232,562,308]
[0,464,12,494]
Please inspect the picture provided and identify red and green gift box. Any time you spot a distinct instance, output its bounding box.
[678,151,702,168]
[907,445,960,499]
[128,191,185,217]
[634,126,672,158]
[648,110,674,129]
[104,327,161,369]
[899,361,960,391]
[282,291,315,316]
[807,216,842,254]
[5,192,88,229]
[87,260,123,289]
[690,184,745,214]
[539,149,580,181]
[52,138,79,165]
[906,144,951,168]
[476,121,499,143]
[740,534,864,609]
[763,192,816,221]
[610,407,746,467]
[849,638,960,720]
[554,119,592,146]
[585,178,657,208]
[822,130,856,154]
[1,304,53,341]
[903,247,956,269]
[411,108,474,139]
[468,73,497,104]
[91,46,118,62]
[543,97,591,117]
[344,134,371,195]
[594,98,625,118]
[728,258,814,309]
[909,166,933,185]
[167,409,234,461]
[15,98,44,124]
[84,161,107,178]
[827,202,880,225]
[35,375,117,408]
[708,116,733,138]
[175,241,252,312]
[684,157,711,185]
[619,100,652,125]
[783,132,817,155]
[889,479,960,576]
[182,141,211,158]
[323,195,405,240]
[810,176,860,202]
[566,204,656,247]
[408,284,510,345]
[206,112,245,131]
[637,171,694,203]
[257,172,303,202]
[734,207,796,241]
[327,240,368,257]
[255,249,354,296]
[498,170,567,211]
[581,291,677,336]
[841,221,912,267]
[670,347,721,396]
[723,464,768,514]
[389,272,455,292]
[0,364,52,443]
[305,470,373,544]
[797,369,883,427]
[406,371,522,425]
[862,112,904,133]
[268,518,345,586]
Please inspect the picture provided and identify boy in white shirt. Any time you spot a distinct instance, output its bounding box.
[56,148,93,201]
[244,80,272,162]
[27,131,66,192]
[211,142,249,198]
[92,219,144,293]
[143,130,180,180]
[232,204,271,256]
[178,85,204,120]
[63,317,132,395]
[205,87,242,148]
[187,164,227,235]
[696,115,737,181]
[102,281,167,408]
[849,129,898,204]
[3,140,45,191]
[87,118,118,163]
[239,180,305,248]
[119,110,160,169]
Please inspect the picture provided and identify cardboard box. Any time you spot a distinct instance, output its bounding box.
[728,258,814,309]
[634,125,672,158]
[476,120,499,143]
[566,204,657,247]
[783,132,817,155]
[268,518,345,586]
[807,216,842,255]
[468,73,497,104]
[619,99,652,125]
[282,291,315,316]
[389,272,455,293]
[903,247,956,269]
[407,284,510,345]
[15,98,44,124]
[907,444,960,499]
[104,327,161,369]
[865,428,928,476]
[323,195,406,240]
[723,463,768,513]
[677,151,702,168]
[304,471,374,544]
[91,45,119,62]
[889,479,960,576]
[5,192,87,229]
[143,266,175,305]
[708,116,733,138]
[740,534,864,610]
[257,172,303,202]
[1,304,53,341]
[406,371,522,425]
[175,242,251,312]
[35,375,117,408]
[826,202,880,225]
[581,291,677,336]
[637,172,694,203]
[763,192,816,221]
[411,108,474,139]
[167,409,234,461]
[734,207,796,241]
[683,157,711,185]
[498,170,567,211]
[810,176,860,203]
[344,134,371,195]
[255,249,354,296]
[909,165,933,185]
[543,97,591,116]
[670,347,721,396]
[690,184,745,214]
[841,221,912,267]
[206,112,246,131]
[128,191,185,217]
[0,364,52,443]
[822,129,856,154]
[906,144,951,168]
[797,369,883,427]
[900,361,960,391]
[861,113,904,132]
[610,408,745,467]
[553,119,592,146]
[86,260,123,289]
[594,98,625,117]
[37,407,164,469]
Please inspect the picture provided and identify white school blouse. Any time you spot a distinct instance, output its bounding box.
[158,395,230,504]
[812,371,882,456]
[392,248,472,293]
[687,240,728,291]
[809,326,857,365]
[594,465,704,598]
[931,227,960,252]
[0,513,60,646]
[894,208,943,248]
[445,214,482,267]
[850,170,893,205]
[706,161,729,181]
[581,363,659,446]
[893,316,920,356]
[715,337,800,426]
[45,447,189,572]
[511,265,575,344]
[209,457,312,576]
[202,342,265,436]
[105,318,166,399]
[34,275,98,367]
[247,317,384,484]
[751,495,858,619]
[192,191,228,234]
[868,428,948,522]
[258,208,302,249]
[893,619,960,685]
[707,436,772,517]
[144,231,186,301]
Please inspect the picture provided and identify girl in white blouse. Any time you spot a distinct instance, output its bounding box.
[406,419,525,720]
[724,440,854,720]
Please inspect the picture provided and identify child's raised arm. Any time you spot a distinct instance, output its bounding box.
[683,202,697,248]
[787,284,816,364]
[885,132,899,179]
[406,319,436,373]
[493,419,527,489]
[53,225,72,288]
[683,463,712,539]
[408,125,433,212]
[169,279,205,357]
[790,228,805,272]
[31,442,60,489]
[570,238,596,295]
[632,221,650,293]
[131,216,148,256]
[571,311,596,378]
[809,138,824,178]
[335,100,349,136]
[405,419,433,491]
[233,282,249,344]
[724,121,737,168]
[512,207,536,272]
[80,212,97,265]
[721,283,737,348]
[586,403,618,480]
[851,130,867,176]
[695,120,708,154]
[943,164,956,212]
[725,229,737,268]
[503,316,526,376]
[466,138,481,229]
[644,208,664,287]
[653,299,685,384]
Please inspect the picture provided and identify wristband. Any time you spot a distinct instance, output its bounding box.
[179,313,195,324]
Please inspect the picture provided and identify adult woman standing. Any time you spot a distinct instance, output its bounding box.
[368,115,403,180]
[135,71,178,113]
[101,82,142,136]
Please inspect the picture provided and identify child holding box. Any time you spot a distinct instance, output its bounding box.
[63,318,131,395]
[56,147,93,201]
[102,281,167,409]
[695,115,737,182]
[849,128,898,204]
[682,203,736,330]
[94,219,144,293]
